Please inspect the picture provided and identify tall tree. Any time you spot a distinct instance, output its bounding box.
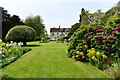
[101,1,120,23]
[2,8,24,40]
[24,15,45,39]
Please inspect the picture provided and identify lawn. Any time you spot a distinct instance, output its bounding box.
[2,41,109,78]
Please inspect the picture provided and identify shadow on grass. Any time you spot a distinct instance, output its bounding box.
[1,75,16,80]
[22,44,42,47]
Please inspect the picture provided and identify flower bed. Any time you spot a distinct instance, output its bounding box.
[67,19,120,70]
[0,40,31,68]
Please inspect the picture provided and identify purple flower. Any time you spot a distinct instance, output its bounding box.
[118,24,120,26]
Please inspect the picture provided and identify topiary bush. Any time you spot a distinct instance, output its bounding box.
[5,25,36,46]
[68,19,120,70]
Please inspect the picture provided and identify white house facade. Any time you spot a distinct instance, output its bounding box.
[50,26,70,39]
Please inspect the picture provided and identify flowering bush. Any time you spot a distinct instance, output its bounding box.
[68,19,120,69]
[0,39,31,68]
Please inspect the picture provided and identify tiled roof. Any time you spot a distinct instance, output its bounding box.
[50,28,70,32]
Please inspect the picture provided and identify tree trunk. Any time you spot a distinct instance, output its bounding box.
[23,41,27,46]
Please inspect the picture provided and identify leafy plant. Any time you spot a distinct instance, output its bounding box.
[109,59,120,80]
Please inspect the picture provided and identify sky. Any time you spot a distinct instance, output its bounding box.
[0,0,119,34]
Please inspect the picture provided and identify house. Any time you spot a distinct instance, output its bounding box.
[50,26,70,39]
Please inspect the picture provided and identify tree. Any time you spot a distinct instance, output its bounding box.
[2,8,24,40]
[89,9,104,22]
[24,15,45,39]
[5,25,36,46]
[101,1,120,23]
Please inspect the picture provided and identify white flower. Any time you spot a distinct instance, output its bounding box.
[11,41,13,43]
[0,51,2,54]
[6,44,9,46]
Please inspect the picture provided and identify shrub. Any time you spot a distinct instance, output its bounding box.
[5,25,36,46]
[68,19,120,69]
[40,37,49,43]
[0,39,31,68]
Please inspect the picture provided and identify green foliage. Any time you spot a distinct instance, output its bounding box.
[24,15,45,38]
[102,1,120,23]
[67,23,81,39]
[40,37,49,43]
[89,9,104,22]
[56,37,64,43]
[0,39,31,68]
[5,25,36,45]
[109,59,120,80]
[2,14,24,39]
[68,19,120,70]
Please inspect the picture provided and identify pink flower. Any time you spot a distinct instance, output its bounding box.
[96,30,101,32]
[95,35,102,37]
[116,27,119,29]
[112,32,117,34]
[106,40,112,43]
[105,47,109,50]
[118,24,120,26]
[101,34,109,36]
[111,35,115,37]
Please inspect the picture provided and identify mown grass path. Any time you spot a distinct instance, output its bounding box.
[2,41,109,78]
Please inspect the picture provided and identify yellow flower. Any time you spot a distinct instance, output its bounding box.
[91,50,96,53]
[87,53,92,57]
[87,50,91,52]
[91,50,96,55]
[84,45,88,48]
[92,56,98,62]
[102,55,107,59]
[101,52,104,55]
[72,56,75,59]
[76,51,80,54]
[76,51,79,54]
[91,48,95,50]
[80,52,84,55]
[82,56,85,59]
[76,55,79,58]
[96,52,102,57]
